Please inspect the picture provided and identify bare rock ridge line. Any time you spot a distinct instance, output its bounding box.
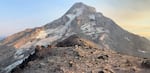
[11,35,150,73]
[0,2,150,73]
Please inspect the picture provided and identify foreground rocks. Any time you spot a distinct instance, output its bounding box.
[11,45,150,73]
[141,59,150,68]
[1,35,150,73]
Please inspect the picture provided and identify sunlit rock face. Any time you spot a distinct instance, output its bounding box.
[0,2,150,73]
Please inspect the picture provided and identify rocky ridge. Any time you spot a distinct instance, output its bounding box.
[11,35,150,73]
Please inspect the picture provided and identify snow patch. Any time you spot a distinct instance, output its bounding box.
[138,49,146,53]
[64,28,76,37]
[14,49,29,59]
[3,60,23,73]
[3,48,34,73]
[89,14,95,20]
[60,7,83,37]
[81,21,109,39]
[14,49,24,58]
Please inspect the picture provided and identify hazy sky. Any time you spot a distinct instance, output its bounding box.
[0,0,150,39]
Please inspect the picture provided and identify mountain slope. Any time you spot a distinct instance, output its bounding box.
[0,2,150,73]
[1,2,150,58]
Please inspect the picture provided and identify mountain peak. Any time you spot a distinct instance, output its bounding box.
[66,2,96,15]
[72,2,85,7]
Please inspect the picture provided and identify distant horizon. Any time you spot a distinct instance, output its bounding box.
[0,0,150,39]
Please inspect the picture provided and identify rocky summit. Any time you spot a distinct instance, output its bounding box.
[0,2,150,73]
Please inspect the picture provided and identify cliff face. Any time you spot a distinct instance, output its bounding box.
[0,2,150,73]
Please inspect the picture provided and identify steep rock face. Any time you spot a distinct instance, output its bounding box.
[0,2,150,73]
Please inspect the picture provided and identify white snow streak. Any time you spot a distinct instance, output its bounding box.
[89,14,95,20]
[4,60,23,73]
[81,20,109,39]
[14,49,24,58]
[138,49,146,53]
[25,7,83,46]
